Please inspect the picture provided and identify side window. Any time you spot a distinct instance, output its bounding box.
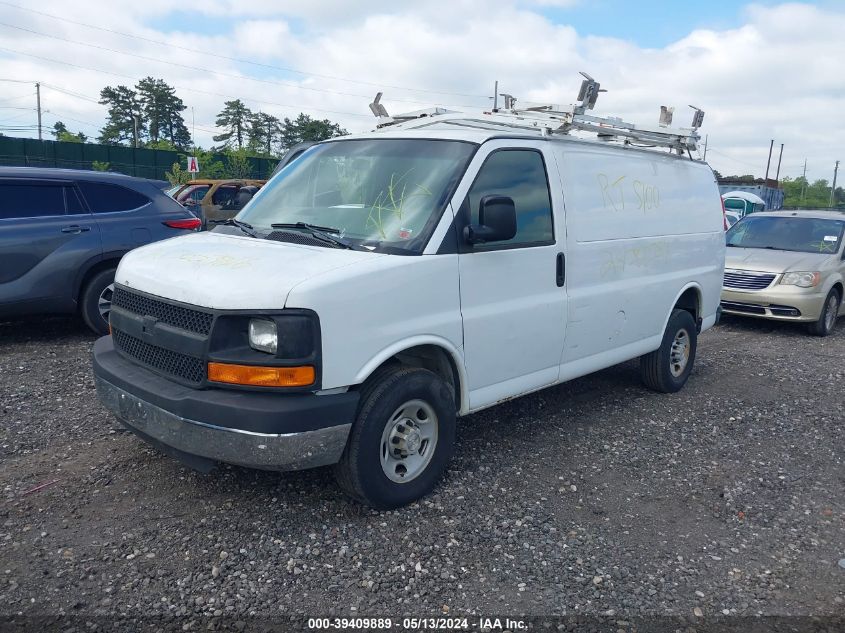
[65,186,86,214]
[462,149,553,248]
[77,181,150,213]
[0,182,66,219]
[211,185,237,206]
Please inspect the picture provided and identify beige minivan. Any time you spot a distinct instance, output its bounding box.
[721,210,845,336]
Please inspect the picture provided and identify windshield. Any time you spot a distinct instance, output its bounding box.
[238,139,476,253]
[726,215,845,254]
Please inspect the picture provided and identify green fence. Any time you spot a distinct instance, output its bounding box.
[0,136,276,181]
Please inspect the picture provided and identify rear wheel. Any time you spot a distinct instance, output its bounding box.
[640,309,698,393]
[80,269,116,335]
[334,367,456,509]
[808,289,841,337]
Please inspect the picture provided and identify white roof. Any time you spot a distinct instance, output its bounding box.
[722,191,766,205]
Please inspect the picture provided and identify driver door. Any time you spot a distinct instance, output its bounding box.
[455,142,568,410]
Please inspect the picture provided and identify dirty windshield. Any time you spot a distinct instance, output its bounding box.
[727,215,845,254]
[238,139,476,253]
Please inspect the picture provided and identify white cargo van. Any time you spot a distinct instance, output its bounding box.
[93,89,725,508]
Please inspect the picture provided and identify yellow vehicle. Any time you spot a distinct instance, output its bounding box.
[722,210,845,336]
[170,179,266,227]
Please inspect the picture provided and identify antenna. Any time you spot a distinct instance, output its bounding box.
[369,92,390,118]
[575,71,605,112]
[659,106,674,127]
[689,105,705,129]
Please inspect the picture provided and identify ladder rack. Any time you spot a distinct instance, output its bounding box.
[368,74,704,156]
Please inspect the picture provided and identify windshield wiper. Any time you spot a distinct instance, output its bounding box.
[212,218,258,238]
[270,222,357,250]
[271,221,343,234]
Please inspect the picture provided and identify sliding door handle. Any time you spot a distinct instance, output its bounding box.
[556,252,565,287]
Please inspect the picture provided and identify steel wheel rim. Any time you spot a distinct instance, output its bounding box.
[98,283,115,323]
[380,399,439,484]
[824,295,838,331]
[669,328,690,377]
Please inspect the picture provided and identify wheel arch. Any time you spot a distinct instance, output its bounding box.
[661,283,703,333]
[352,336,468,414]
[74,251,126,308]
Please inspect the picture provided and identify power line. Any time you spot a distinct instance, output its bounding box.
[41,82,101,104]
[41,111,101,131]
[0,45,374,119]
[707,148,764,170]
[0,20,482,109]
[0,0,490,100]
[0,91,34,105]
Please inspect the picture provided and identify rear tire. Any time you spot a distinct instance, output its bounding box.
[640,308,698,393]
[80,269,116,335]
[808,288,840,337]
[334,367,456,509]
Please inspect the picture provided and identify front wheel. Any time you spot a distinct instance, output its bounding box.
[807,289,840,337]
[640,309,698,393]
[334,367,456,509]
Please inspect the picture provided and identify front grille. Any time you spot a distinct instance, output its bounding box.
[113,329,205,385]
[112,287,213,335]
[721,300,766,315]
[723,271,776,290]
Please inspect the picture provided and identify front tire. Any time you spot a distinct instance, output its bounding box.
[334,367,456,509]
[640,309,698,393]
[808,289,841,337]
[80,269,116,335]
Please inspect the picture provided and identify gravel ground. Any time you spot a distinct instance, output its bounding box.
[1,314,843,628]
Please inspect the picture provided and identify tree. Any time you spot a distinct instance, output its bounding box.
[221,148,254,178]
[192,148,227,179]
[247,112,282,156]
[52,121,87,143]
[782,176,844,208]
[98,85,144,146]
[281,113,347,149]
[136,77,191,150]
[165,161,191,186]
[213,100,252,150]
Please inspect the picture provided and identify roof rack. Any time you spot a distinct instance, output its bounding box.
[368,73,705,156]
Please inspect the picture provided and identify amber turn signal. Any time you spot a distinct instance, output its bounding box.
[207,362,315,387]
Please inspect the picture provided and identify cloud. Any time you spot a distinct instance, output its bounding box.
[0,1,842,180]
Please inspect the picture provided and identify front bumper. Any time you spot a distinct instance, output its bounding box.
[93,336,358,471]
[720,286,827,323]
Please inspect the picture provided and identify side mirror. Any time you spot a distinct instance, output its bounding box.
[463,195,517,244]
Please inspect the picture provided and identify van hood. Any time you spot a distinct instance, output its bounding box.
[725,247,831,274]
[115,232,384,309]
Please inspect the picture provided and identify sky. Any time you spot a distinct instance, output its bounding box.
[0,0,843,181]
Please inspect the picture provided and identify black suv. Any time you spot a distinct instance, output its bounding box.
[0,168,200,334]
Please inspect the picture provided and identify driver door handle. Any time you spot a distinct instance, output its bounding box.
[61,225,91,234]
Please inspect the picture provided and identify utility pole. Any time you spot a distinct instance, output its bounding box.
[493,80,498,111]
[774,143,784,183]
[764,139,774,181]
[830,160,840,208]
[35,82,42,141]
[800,158,807,204]
[703,134,708,161]
[133,115,139,148]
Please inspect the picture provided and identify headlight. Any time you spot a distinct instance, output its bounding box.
[780,271,820,288]
[248,318,277,354]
